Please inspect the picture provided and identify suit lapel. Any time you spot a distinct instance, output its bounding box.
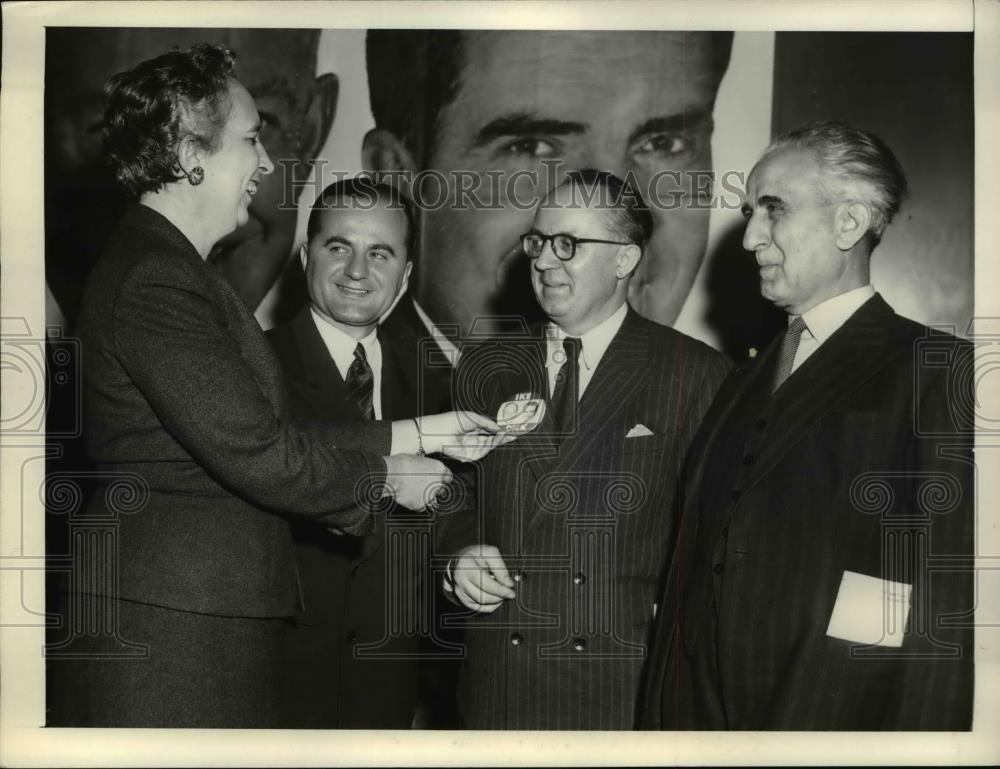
[381,297,454,411]
[549,308,651,473]
[683,348,771,515]
[289,308,387,562]
[518,308,652,534]
[740,294,904,493]
[378,328,417,420]
[290,307,363,420]
[498,335,559,480]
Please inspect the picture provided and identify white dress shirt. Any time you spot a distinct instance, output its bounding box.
[790,285,876,374]
[310,308,384,419]
[412,299,461,367]
[545,302,628,399]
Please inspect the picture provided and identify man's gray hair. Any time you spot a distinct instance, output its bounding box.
[765,121,908,251]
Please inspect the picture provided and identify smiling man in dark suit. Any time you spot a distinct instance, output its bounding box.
[267,178,456,728]
[445,170,731,729]
[640,121,975,730]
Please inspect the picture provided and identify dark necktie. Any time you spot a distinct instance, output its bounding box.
[772,316,807,393]
[346,342,375,420]
[549,337,581,436]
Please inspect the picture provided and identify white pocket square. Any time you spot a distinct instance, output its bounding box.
[626,423,654,438]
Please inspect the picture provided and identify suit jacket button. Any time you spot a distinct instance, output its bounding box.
[742,454,755,466]
[350,564,361,577]
[731,490,741,502]
[713,563,724,575]
[755,418,767,430]
[573,637,587,652]
[346,630,359,644]
[510,632,523,646]
[573,572,586,585]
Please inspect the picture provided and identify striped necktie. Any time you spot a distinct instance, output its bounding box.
[346,342,375,420]
[772,316,807,393]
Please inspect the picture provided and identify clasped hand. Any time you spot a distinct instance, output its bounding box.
[381,454,455,511]
[447,544,516,613]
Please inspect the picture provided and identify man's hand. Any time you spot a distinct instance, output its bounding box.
[382,454,454,511]
[448,544,516,613]
[418,411,520,461]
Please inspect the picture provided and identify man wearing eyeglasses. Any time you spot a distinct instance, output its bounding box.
[443,170,731,729]
[367,29,733,353]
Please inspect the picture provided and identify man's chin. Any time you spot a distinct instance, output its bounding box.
[318,310,380,332]
[759,287,791,311]
[329,306,369,320]
[537,300,568,323]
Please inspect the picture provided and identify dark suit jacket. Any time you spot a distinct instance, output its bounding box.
[379,297,454,416]
[72,204,391,619]
[379,297,475,727]
[450,307,731,729]
[267,306,453,728]
[639,294,975,730]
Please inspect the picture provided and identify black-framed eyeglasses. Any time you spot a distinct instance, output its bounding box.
[521,231,633,262]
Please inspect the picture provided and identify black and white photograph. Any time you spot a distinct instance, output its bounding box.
[1,0,997,765]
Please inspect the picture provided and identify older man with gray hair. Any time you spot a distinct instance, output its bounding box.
[640,121,975,730]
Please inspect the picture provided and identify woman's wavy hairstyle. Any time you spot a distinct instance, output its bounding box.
[102,43,236,197]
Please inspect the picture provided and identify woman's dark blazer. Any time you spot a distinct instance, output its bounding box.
[74,204,391,618]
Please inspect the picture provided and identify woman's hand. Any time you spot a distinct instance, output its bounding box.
[382,454,454,511]
[416,411,520,462]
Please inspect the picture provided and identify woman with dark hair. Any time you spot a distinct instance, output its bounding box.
[49,43,506,728]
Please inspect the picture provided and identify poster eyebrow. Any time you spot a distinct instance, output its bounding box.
[473,111,587,146]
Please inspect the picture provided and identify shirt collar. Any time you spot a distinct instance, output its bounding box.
[310,307,380,376]
[547,301,628,371]
[797,285,876,344]
[412,299,461,367]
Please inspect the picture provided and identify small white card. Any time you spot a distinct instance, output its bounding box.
[626,423,654,438]
[496,396,546,432]
[826,570,912,648]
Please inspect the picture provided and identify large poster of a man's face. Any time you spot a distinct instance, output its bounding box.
[362,30,733,337]
[43,27,973,357]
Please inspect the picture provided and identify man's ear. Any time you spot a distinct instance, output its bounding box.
[363,128,419,198]
[835,201,872,251]
[616,244,643,280]
[400,259,414,295]
[299,243,309,272]
[298,73,339,168]
[379,260,414,324]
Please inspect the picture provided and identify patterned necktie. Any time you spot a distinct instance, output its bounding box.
[346,342,375,420]
[549,337,581,436]
[772,316,807,393]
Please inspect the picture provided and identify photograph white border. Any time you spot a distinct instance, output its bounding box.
[2,1,997,765]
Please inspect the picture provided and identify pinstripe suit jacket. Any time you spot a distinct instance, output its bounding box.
[450,307,730,729]
[639,294,975,730]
